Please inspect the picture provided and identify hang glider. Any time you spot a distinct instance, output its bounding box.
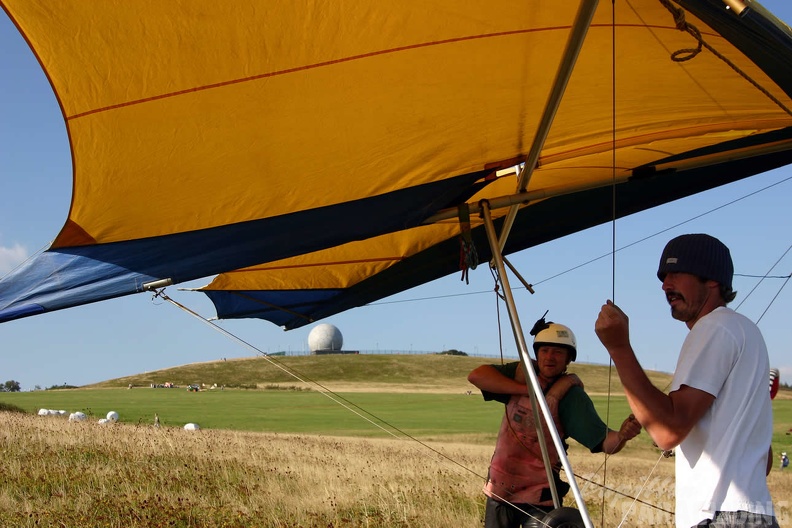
[2,0,792,325]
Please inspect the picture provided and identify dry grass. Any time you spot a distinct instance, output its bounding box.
[2,412,789,527]
[2,412,487,527]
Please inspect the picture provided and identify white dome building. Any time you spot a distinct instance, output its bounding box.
[308,324,343,352]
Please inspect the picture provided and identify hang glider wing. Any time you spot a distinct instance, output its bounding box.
[2,0,792,323]
[197,1,792,329]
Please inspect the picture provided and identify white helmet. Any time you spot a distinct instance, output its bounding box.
[532,322,577,362]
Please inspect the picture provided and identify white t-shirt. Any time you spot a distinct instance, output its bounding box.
[671,307,774,528]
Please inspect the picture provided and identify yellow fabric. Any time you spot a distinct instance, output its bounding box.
[205,223,462,291]
[4,1,791,269]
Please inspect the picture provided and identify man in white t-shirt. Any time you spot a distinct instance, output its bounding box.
[594,233,778,528]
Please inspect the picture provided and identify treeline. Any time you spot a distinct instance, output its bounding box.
[0,380,20,392]
[0,381,81,392]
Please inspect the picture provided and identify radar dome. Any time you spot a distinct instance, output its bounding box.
[308,324,343,352]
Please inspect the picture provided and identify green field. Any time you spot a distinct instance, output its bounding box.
[0,386,629,438]
[3,354,790,453]
[4,385,790,456]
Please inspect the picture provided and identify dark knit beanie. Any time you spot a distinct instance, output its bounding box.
[657,234,733,290]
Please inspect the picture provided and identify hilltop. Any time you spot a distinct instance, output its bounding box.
[85,353,673,395]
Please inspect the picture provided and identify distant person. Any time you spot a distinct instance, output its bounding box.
[154,413,160,428]
[595,233,778,528]
[468,317,641,528]
[782,452,789,470]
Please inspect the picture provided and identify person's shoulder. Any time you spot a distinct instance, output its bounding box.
[700,305,732,321]
[694,306,754,333]
[705,306,753,324]
[699,306,763,339]
[489,360,520,368]
[557,383,591,405]
[565,384,590,399]
[504,361,521,375]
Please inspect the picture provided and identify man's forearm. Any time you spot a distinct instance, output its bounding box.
[467,366,526,395]
[607,345,678,448]
[602,430,627,454]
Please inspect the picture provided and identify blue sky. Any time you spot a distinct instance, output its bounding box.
[1,3,791,391]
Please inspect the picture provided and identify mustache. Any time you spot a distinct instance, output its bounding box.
[665,290,683,303]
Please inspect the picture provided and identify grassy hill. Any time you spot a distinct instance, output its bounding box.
[3,354,673,441]
[85,353,673,395]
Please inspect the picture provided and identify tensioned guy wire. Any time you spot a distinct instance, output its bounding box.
[150,288,495,480]
[601,0,618,524]
[370,174,792,309]
[153,286,677,522]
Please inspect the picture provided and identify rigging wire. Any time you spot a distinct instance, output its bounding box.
[565,460,674,517]
[737,273,791,279]
[589,2,792,515]
[155,284,584,528]
[600,0,617,523]
[485,262,674,526]
[0,242,47,281]
[145,3,790,513]
[153,286,677,522]
[735,243,792,316]
[154,282,677,522]
[756,273,791,325]
[614,452,671,527]
[487,265,554,528]
[150,288,492,480]
[369,174,792,308]
[485,264,674,521]
[491,264,506,365]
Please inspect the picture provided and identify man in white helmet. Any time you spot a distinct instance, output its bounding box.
[468,317,641,528]
[596,233,778,528]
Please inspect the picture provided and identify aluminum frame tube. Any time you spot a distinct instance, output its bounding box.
[498,0,600,253]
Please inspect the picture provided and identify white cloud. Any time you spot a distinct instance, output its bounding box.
[0,243,28,275]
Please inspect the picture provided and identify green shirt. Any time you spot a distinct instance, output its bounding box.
[481,361,608,453]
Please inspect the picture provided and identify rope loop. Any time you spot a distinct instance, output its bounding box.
[670,45,702,62]
[660,0,703,61]
[669,22,702,62]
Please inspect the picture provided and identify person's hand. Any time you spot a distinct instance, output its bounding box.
[595,300,631,352]
[546,373,583,401]
[618,414,642,441]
